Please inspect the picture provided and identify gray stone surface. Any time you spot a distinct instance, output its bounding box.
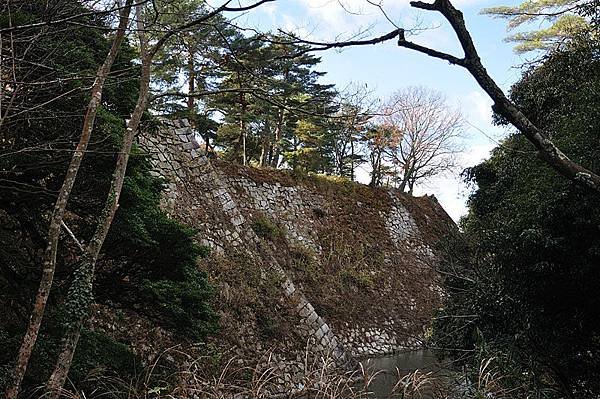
[137,118,447,390]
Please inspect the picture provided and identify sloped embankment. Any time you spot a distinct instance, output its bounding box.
[137,119,456,390]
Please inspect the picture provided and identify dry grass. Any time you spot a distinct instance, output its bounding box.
[39,352,549,399]
[40,346,469,399]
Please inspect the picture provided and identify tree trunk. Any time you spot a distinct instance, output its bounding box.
[270,106,286,168]
[399,178,408,192]
[267,143,274,166]
[399,160,414,193]
[259,127,270,167]
[240,115,247,166]
[186,45,195,112]
[370,148,382,187]
[350,136,355,181]
[4,4,132,398]
[44,4,150,395]
[235,87,247,166]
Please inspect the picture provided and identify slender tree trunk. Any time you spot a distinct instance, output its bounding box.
[233,73,248,166]
[370,149,382,187]
[399,160,413,192]
[270,68,288,168]
[240,115,247,166]
[259,127,270,167]
[267,143,274,166]
[4,4,132,398]
[399,178,408,192]
[350,136,355,181]
[270,106,286,168]
[235,87,248,165]
[44,4,150,396]
[186,45,195,112]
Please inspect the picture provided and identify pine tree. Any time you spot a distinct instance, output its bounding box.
[483,0,598,53]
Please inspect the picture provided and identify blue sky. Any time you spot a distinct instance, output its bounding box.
[225,0,526,220]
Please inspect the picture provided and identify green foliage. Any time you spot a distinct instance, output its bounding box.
[483,0,597,53]
[0,2,138,211]
[0,1,217,392]
[63,262,95,324]
[338,268,374,290]
[284,119,332,173]
[290,246,318,282]
[101,153,218,340]
[434,40,600,397]
[0,329,15,389]
[70,330,139,384]
[251,216,281,240]
[0,321,140,393]
[141,277,217,340]
[256,314,278,339]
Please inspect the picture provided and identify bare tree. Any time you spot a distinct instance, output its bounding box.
[379,86,463,194]
[281,0,600,193]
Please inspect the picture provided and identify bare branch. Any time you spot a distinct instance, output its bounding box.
[60,221,84,252]
[397,28,465,65]
[406,0,600,191]
[277,29,401,53]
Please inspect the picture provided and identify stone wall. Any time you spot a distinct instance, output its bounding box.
[137,119,455,390]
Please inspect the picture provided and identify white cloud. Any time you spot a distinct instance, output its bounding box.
[280,13,316,39]
[451,89,507,147]
[292,0,412,39]
[409,24,455,50]
[288,0,486,42]
[465,90,493,125]
[262,2,277,16]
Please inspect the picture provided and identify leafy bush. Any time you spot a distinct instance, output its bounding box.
[434,40,600,398]
[251,216,281,240]
[338,268,374,289]
[101,153,219,340]
[290,246,317,282]
[71,330,139,384]
[141,275,217,340]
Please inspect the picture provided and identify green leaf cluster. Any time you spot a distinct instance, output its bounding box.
[483,0,597,53]
[434,40,600,397]
[0,0,217,391]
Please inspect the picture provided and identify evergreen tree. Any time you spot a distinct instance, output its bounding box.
[150,0,232,150]
[483,0,598,53]
[433,39,600,398]
[210,35,337,168]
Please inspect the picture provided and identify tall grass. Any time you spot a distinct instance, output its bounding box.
[39,349,534,399]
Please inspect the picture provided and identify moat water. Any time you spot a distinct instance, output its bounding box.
[362,350,450,398]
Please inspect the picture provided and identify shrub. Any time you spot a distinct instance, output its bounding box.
[251,216,280,240]
[338,268,374,290]
[71,330,139,384]
[100,158,219,340]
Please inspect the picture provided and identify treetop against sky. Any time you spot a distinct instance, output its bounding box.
[222,0,527,220]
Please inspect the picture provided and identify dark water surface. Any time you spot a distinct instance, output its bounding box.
[361,350,448,398]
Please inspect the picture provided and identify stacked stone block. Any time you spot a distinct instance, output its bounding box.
[137,119,448,392]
